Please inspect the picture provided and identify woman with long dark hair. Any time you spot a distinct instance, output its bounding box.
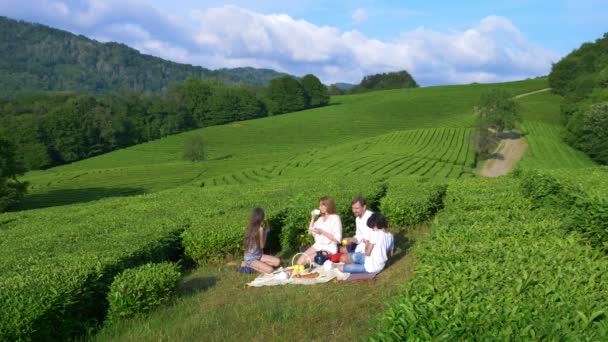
[242,207,280,274]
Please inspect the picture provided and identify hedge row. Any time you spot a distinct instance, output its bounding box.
[0,196,187,341]
[107,262,181,323]
[374,177,608,340]
[516,168,608,252]
[379,176,446,227]
[181,176,387,263]
[0,174,388,340]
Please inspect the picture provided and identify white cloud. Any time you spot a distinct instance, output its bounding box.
[352,8,368,25]
[0,1,559,85]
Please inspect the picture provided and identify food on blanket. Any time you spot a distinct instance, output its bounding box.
[293,272,319,279]
[342,239,348,246]
[276,271,289,280]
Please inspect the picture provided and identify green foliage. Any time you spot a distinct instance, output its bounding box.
[13,79,548,211]
[328,84,345,96]
[107,263,181,323]
[300,74,330,108]
[265,76,308,115]
[580,102,608,164]
[475,89,521,132]
[0,195,186,341]
[182,135,205,162]
[380,177,446,226]
[517,169,608,252]
[517,169,581,207]
[0,17,286,97]
[374,177,608,340]
[0,133,27,212]
[349,70,418,94]
[516,91,596,169]
[548,32,608,164]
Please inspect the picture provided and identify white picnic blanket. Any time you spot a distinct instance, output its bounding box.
[246,265,350,287]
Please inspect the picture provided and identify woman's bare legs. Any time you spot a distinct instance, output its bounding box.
[261,254,280,267]
[297,246,316,265]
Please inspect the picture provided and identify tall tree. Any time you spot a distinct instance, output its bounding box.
[265,76,307,115]
[0,133,27,212]
[475,89,521,133]
[300,74,330,108]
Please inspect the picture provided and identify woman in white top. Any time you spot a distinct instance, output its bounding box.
[297,196,342,265]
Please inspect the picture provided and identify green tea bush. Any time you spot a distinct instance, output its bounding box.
[380,176,446,226]
[517,169,608,252]
[566,197,608,252]
[517,168,582,207]
[374,177,608,340]
[106,263,181,323]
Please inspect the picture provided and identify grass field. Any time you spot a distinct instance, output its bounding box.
[517,91,596,169]
[17,79,546,210]
[3,77,607,341]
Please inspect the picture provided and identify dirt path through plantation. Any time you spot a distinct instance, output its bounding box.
[514,87,551,99]
[478,138,528,177]
[478,88,550,177]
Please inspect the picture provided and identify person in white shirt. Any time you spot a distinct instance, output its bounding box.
[340,196,373,262]
[297,196,342,265]
[339,213,390,273]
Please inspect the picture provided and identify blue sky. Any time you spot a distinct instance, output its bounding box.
[1,0,607,85]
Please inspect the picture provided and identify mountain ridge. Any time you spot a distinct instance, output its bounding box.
[0,16,288,97]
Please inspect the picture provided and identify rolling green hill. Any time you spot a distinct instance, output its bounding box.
[18,78,546,209]
[2,76,606,341]
[518,91,596,169]
[0,16,286,97]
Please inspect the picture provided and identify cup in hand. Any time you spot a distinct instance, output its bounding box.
[312,209,321,215]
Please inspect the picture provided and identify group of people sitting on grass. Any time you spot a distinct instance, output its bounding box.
[241,196,395,275]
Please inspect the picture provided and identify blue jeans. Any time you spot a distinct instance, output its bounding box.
[343,252,366,273]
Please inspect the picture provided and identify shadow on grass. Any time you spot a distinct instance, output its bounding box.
[177,276,217,297]
[384,226,421,269]
[497,131,522,139]
[15,187,146,211]
[485,152,505,161]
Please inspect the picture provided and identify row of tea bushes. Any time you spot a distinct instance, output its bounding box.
[181,175,387,262]
[0,195,188,341]
[0,174,388,340]
[379,176,446,227]
[516,168,608,252]
[374,177,608,340]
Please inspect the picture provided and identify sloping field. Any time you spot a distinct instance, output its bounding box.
[9,77,604,341]
[517,91,595,169]
[18,79,547,210]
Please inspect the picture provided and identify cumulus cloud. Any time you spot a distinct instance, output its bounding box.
[352,8,368,25]
[0,1,558,85]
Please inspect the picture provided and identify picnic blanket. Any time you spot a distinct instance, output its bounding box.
[246,266,350,287]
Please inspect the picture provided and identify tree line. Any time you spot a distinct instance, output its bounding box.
[548,32,608,165]
[0,74,329,211]
[328,70,419,95]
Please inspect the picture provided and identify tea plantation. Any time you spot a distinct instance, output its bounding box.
[1,77,607,341]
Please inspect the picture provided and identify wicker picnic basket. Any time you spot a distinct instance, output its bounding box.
[290,253,319,279]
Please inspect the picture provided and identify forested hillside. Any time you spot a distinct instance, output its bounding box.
[548,32,608,164]
[328,70,418,95]
[0,16,286,97]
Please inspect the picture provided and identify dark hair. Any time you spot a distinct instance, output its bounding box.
[320,196,337,214]
[367,212,388,229]
[351,196,367,207]
[243,207,265,250]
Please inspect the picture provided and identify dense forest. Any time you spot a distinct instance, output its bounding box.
[0,74,329,172]
[0,16,286,97]
[328,70,418,95]
[549,32,608,164]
